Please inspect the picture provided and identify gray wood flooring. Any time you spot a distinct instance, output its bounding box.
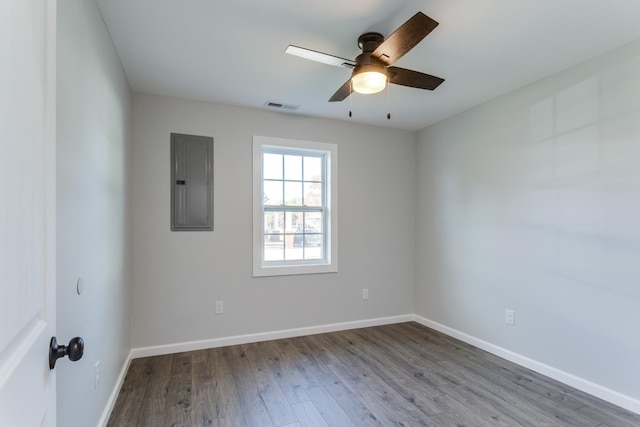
[107,322,640,426]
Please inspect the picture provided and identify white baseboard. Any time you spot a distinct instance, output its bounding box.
[412,314,640,416]
[99,313,640,425]
[96,349,134,427]
[130,314,414,359]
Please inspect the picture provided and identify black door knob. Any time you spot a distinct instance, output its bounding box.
[49,336,84,369]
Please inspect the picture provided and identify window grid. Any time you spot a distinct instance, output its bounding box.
[261,148,327,265]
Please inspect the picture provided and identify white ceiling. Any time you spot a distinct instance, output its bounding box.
[96,0,640,131]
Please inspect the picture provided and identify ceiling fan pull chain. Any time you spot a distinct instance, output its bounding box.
[386,77,390,119]
[349,80,353,117]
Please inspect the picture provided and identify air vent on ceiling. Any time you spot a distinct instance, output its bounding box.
[264,101,300,111]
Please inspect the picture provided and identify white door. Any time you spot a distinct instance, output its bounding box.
[0,0,58,425]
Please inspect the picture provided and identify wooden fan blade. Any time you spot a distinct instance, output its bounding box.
[285,45,356,69]
[387,66,444,90]
[329,79,352,102]
[372,12,438,66]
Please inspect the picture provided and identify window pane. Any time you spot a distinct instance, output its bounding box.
[284,211,302,233]
[263,180,282,206]
[285,242,304,261]
[284,181,302,206]
[304,182,322,207]
[303,156,322,181]
[264,237,284,261]
[304,240,323,260]
[304,211,323,232]
[285,217,303,260]
[264,211,284,234]
[263,153,282,180]
[284,155,302,180]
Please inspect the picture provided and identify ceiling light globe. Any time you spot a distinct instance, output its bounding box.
[352,70,387,94]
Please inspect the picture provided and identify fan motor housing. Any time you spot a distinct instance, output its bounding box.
[357,32,384,52]
[354,32,387,78]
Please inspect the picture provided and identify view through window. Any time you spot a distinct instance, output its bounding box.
[262,148,325,262]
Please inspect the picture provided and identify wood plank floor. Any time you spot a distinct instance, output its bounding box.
[107,322,640,427]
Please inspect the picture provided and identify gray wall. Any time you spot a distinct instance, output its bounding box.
[416,39,640,402]
[130,94,417,348]
[56,0,132,426]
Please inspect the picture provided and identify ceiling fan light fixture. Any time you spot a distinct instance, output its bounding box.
[351,68,387,94]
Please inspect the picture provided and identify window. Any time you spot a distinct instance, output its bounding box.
[253,136,337,277]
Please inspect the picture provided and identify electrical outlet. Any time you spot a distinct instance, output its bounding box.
[94,361,100,389]
[215,300,224,314]
[362,288,369,300]
[505,309,515,326]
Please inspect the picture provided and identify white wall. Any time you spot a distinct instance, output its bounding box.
[416,39,640,407]
[56,1,132,426]
[131,94,416,348]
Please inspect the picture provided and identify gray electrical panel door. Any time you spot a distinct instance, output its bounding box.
[171,133,213,231]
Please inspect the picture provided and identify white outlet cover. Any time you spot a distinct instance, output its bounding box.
[505,309,515,325]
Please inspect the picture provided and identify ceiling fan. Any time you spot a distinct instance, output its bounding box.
[285,12,445,102]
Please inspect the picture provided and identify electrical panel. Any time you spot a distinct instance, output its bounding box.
[170,133,213,231]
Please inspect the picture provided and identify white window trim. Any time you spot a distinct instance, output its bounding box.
[252,135,338,277]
